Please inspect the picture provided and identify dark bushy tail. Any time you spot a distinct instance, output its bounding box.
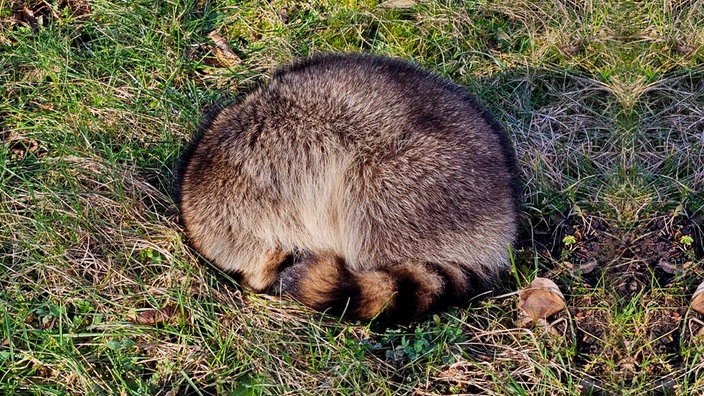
[270,253,495,323]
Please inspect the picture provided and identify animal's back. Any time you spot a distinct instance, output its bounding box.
[177,53,519,323]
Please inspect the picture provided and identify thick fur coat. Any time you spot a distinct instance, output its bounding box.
[176,53,519,323]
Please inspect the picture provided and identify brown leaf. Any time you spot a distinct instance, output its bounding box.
[378,0,416,9]
[133,304,184,326]
[9,138,41,159]
[164,388,180,396]
[14,7,38,30]
[279,5,289,23]
[207,31,241,68]
[517,277,566,324]
[691,281,704,315]
[61,0,92,19]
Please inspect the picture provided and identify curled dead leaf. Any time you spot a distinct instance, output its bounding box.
[580,259,599,274]
[517,277,566,327]
[691,281,704,315]
[208,31,241,68]
[14,7,39,30]
[378,0,416,9]
[132,304,185,326]
[657,260,678,274]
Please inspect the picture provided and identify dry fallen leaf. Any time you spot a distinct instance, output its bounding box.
[208,31,241,68]
[517,277,566,326]
[691,281,704,315]
[14,7,38,30]
[378,0,416,8]
[132,304,185,326]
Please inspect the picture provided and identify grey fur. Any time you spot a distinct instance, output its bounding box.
[177,53,519,321]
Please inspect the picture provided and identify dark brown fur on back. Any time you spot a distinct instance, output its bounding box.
[176,53,520,323]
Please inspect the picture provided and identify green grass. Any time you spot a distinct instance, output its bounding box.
[1,0,703,394]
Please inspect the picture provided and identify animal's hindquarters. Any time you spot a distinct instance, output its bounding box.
[176,53,519,323]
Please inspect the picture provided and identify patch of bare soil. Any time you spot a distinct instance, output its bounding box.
[556,211,702,394]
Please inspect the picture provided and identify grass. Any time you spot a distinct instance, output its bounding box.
[1,0,703,394]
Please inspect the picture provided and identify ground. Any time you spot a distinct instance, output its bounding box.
[1,0,703,395]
